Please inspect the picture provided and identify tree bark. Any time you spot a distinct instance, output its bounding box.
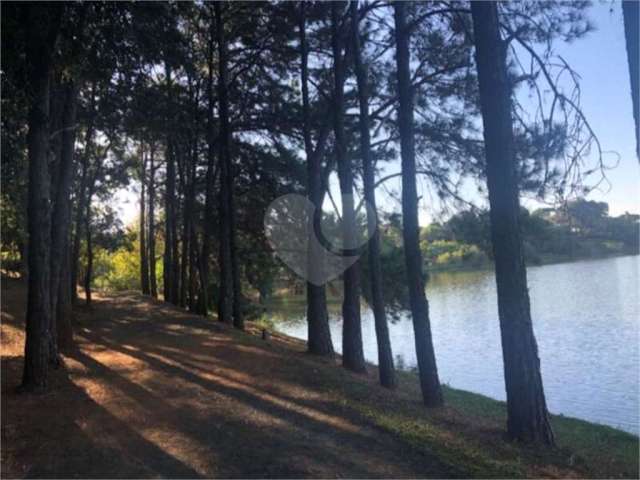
[216,2,235,326]
[70,83,96,305]
[623,0,639,161]
[49,79,78,362]
[148,143,158,298]
[187,84,199,312]
[140,142,150,295]
[180,145,192,309]
[394,2,443,407]
[188,223,198,312]
[56,241,73,350]
[200,14,216,317]
[171,146,180,306]
[351,2,395,387]
[331,2,366,374]
[229,192,243,329]
[471,0,554,445]
[300,2,334,356]
[21,3,61,392]
[163,62,177,305]
[84,181,94,306]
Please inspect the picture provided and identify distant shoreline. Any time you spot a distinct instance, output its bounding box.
[428,250,640,274]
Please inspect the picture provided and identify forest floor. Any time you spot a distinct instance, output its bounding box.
[1,276,638,479]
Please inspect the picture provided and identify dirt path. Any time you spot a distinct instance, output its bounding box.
[1,279,456,478]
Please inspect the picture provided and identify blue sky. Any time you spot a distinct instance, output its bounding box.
[550,2,639,216]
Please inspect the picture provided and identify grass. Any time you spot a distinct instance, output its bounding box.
[257,289,640,477]
[240,316,639,478]
[335,368,639,478]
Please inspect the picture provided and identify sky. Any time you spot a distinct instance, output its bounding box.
[113,2,639,228]
[548,2,639,217]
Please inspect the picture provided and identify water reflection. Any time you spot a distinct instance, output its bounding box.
[269,255,640,434]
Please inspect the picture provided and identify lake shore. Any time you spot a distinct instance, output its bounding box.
[264,254,640,436]
[428,249,639,273]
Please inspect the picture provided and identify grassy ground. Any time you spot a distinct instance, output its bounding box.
[1,277,638,478]
[341,372,639,478]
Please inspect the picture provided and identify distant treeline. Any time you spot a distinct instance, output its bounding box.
[27,198,636,301]
[355,199,639,315]
[414,199,639,271]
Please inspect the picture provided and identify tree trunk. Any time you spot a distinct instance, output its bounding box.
[21,4,61,392]
[188,223,198,312]
[171,147,180,306]
[180,185,190,309]
[623,0,639,160]
[56,242,73,351]
[300,2,334,357]
[140,142,150,295]
[218,6,243,331]
[70,84,96,305]
[394,2,443,407]
[164,62,177,304]
[331,2,366,374]
[49,79,78,363]
[148,143,158,298]
[351,2,395,387]
[84,184,94,306]
[180,160,191,309]
[200,15,216,317]
[471,1,554,445]
[230,194,243,330]
[216,2,235,326]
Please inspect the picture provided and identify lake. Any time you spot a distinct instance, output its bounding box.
[271,255,640,435]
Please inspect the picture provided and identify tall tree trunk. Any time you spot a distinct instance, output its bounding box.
[49,79,78,363]
[70,84,95,305]
[200,15,216,317]
[171,147,180,306]
[164,62,176,304]
[331,2,366,373]
[218,7,243,331]
[180,154,191,309]
[70,157,86,305]
[140,143,150,295]
[471,1,554,445]
[188,224,198,312]
[186,100,199,312]
[230,194,243,330]
[56,241,73,350]
[148,144,158,298]
[351,2,395,387]
[394,2,443,407]
[84,182,94,306]
[177,140,191,309]
[300,2,334,356]
[216,2,235,326]
[623,0,639,160]
[21,4,61,392]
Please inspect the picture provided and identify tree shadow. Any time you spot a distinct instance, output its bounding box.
[68,294,460,478]
[3,285,461,478]
[1,355,202,478]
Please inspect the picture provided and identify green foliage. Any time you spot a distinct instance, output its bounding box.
[424,240,486,269]
[91,225,163,292]
[93,246,140,291]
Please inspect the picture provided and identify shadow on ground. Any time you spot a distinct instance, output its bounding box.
[1,279,457,478]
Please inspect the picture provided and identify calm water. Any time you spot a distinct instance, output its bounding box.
[272,255,640,435]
